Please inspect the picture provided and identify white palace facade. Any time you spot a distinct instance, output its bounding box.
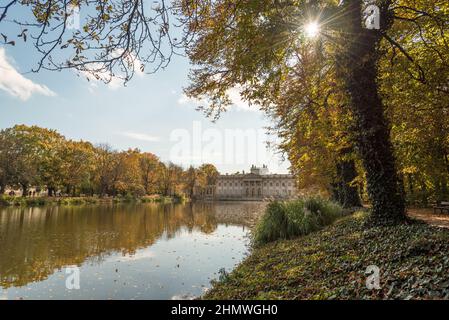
[197,165,297,201]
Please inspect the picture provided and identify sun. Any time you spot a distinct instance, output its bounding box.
[304,21,320,38]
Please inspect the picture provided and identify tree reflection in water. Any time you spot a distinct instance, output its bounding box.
[0,202,265,289]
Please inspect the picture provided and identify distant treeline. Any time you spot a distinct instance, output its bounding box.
[0,125,218,198]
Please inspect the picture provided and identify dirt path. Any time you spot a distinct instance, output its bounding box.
[408,208,449,229]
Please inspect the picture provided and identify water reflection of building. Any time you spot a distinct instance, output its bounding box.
[196,165,297,201]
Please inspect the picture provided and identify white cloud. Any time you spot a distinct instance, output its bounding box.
[82,70,123,90]
[82,49,144,90]
[226,87,256,112]
[121,131,160,142]
[178,87,259,112]
[177,93,200,105]
[108,249,155,262]
[0,48,56,101]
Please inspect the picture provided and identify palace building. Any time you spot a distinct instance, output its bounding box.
[196,165,297,201]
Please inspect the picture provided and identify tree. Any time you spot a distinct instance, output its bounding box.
[0,0,186,84]
[33,127,66,196]
[0,125,208,198]
[2,1,449,224]
[59,140,96,196]
[0,125,46,196]
[198,164,219,186]
[139,152,160,195]
[180,0,448,224]
[378,0,449,205]
[184,165,198,198]
[319,1,405,224]
[261,41,362,207]
[157,162,184,196]
[112,149,146,196]
[182,164,218,199]
[93,144,116,197]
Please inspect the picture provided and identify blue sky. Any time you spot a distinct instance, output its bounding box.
[0,6,290,174]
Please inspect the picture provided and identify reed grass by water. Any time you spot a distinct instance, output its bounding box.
[253,196,343,246]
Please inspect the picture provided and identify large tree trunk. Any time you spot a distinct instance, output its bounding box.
[337,1,406,225]
[334,157,362,208]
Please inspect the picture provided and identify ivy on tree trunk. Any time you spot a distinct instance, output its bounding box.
[332,157,362,209]
[337,0,406,225]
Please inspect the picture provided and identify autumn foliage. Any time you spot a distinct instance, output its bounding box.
[0,125,218,198]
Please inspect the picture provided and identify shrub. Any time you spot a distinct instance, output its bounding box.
[121,193,136,202]
[58,197,97,205]
[140,196,150,203]
[0,195,11,206]
[12,197,25,206]
[140,195,163,203]
[254,196,343,246]
[173,193,187,203]
[83,197,98,204]
[68,198,85,205]
[25,198,41,206]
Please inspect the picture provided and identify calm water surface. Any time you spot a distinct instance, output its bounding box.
[0,202,265,300]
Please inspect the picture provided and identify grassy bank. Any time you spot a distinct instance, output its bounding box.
[205,211,449,300]
[0,194,185,207]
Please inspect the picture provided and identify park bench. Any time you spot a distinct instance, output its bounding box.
[433,201,449,214]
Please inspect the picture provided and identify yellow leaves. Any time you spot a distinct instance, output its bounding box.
[299,153,311,164]
[285,266,303,279]
[402,166,418,175]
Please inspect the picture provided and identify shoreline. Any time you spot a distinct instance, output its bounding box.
[0,195,186,207]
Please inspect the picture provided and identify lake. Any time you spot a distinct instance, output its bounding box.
[0,201,266,300]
